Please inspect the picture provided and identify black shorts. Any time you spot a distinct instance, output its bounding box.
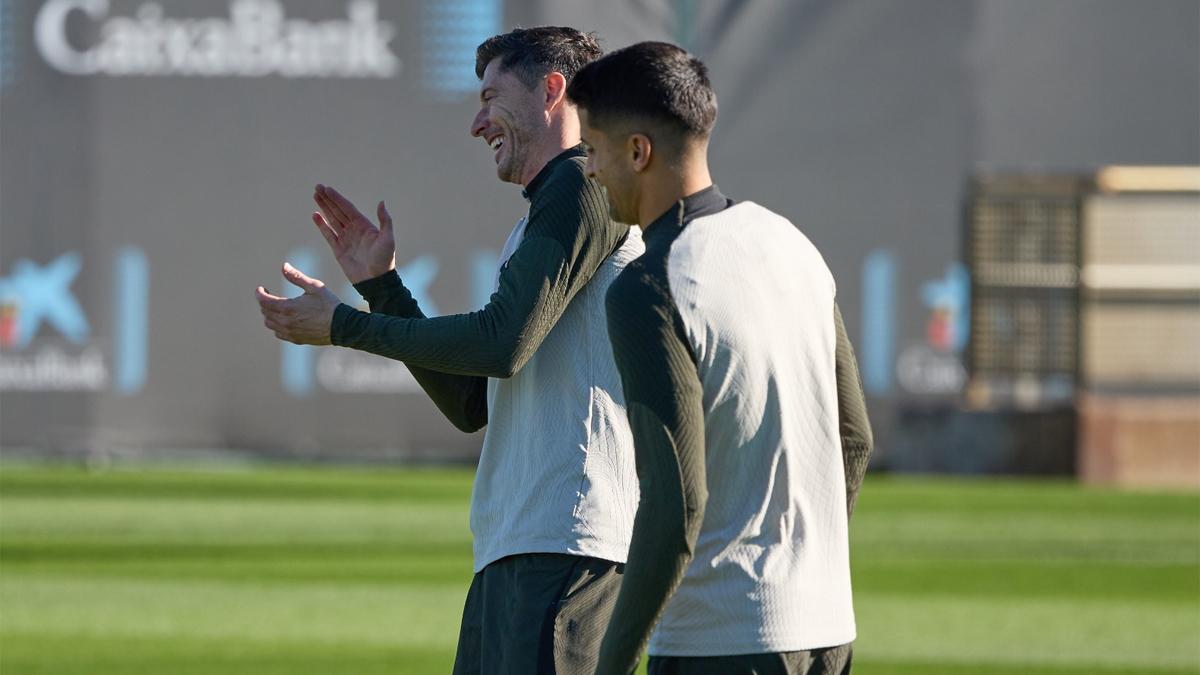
[648,643,853,675]
[451,553,624,675]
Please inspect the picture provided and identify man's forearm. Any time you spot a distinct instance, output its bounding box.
[334,235,591,377]
[354,271,487,432]
[335,155,627,382]
[407,371,487,432]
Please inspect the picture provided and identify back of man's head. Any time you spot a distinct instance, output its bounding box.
[566,41,717,151]
[475,27,603,88]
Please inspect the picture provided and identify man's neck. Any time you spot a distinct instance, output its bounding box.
[520,115,581,187]
[638,163,714,229]
[520,143,575,188]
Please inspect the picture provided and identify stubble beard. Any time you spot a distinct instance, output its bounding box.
[605,190,623,223]
[496,114,535,185]
[602,180,636,225]
[606,191,634,225]
[496,145,522,184]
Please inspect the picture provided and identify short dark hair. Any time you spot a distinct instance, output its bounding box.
[566,41,717,143]
[475,27,603,89]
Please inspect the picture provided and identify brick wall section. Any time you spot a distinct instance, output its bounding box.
[1078,395,1200,488]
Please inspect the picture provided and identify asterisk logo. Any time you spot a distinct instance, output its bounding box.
[0,252,90,349]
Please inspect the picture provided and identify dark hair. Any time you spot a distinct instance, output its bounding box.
[566,41,717,142]
[475,27,603,89]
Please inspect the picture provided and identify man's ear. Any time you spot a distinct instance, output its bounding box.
[544,71,567,110]
[629,133,653,173]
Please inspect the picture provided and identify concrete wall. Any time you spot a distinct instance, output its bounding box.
[2,0,1196,463]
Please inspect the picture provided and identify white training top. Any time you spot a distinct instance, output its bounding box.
[469,218,645,573]
[651,202,856,654]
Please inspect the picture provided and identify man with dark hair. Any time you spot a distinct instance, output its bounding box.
[567,42,873,675]
[475,25,602,87]
[256,27,644,674]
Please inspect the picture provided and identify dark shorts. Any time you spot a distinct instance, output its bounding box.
[648,643,853,675]
[451,553,624,675]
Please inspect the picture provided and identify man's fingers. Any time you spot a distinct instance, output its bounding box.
[265,316,296,343]
[377,201,393,237]
[325,186,365,222]
[264,311,293,331]
[255,284,285,300]
[283,262,324,292]
[316,184,362,227]
[281,262,325,293]
[256,285,288,304]
[315,185,355,230]
[257,288,310,344]
[312,209,333,232]
[260,298,296,319]
[314,190,350,230]
[313,212,341,250]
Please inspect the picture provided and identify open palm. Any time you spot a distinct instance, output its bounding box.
[312,184,396,284]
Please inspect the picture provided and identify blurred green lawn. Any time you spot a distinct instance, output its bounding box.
[1,465,1197,674]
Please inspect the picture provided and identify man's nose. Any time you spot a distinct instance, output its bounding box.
[470,109,487,137]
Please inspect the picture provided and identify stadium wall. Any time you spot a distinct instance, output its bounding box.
[1,0,1197,467]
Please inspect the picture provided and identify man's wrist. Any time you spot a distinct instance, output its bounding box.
[353,268,403,296]
[329,303,361,346]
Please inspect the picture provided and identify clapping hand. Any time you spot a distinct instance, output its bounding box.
[313,184,396,285]
[256,262,340,345]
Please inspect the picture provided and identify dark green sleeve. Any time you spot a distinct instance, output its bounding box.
[352,271,487,433]
[834,303,873,517]
[330,157,627,379]
[594,264,707,675]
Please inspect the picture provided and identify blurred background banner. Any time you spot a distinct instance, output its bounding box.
[1,0,1197,476]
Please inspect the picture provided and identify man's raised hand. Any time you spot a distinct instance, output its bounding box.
[313,184,396,284]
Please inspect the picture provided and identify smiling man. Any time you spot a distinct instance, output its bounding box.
[568,42,873,675]
[256,27,645,675]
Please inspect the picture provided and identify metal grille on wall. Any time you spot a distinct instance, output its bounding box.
[966,175,1086,409]
[965,168,1200,408]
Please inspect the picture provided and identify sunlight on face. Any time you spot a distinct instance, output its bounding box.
[470,59,544,185]
[580,110,637,224]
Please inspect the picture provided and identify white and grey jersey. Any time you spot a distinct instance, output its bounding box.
[471,214,645,571]
[593,186,871,673]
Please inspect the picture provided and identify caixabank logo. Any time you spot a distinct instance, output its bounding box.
[0,248,147,394]
[34,0,400,78]
[29,0,503,99]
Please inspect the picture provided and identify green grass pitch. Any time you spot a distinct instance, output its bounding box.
[1,465,1197,674]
